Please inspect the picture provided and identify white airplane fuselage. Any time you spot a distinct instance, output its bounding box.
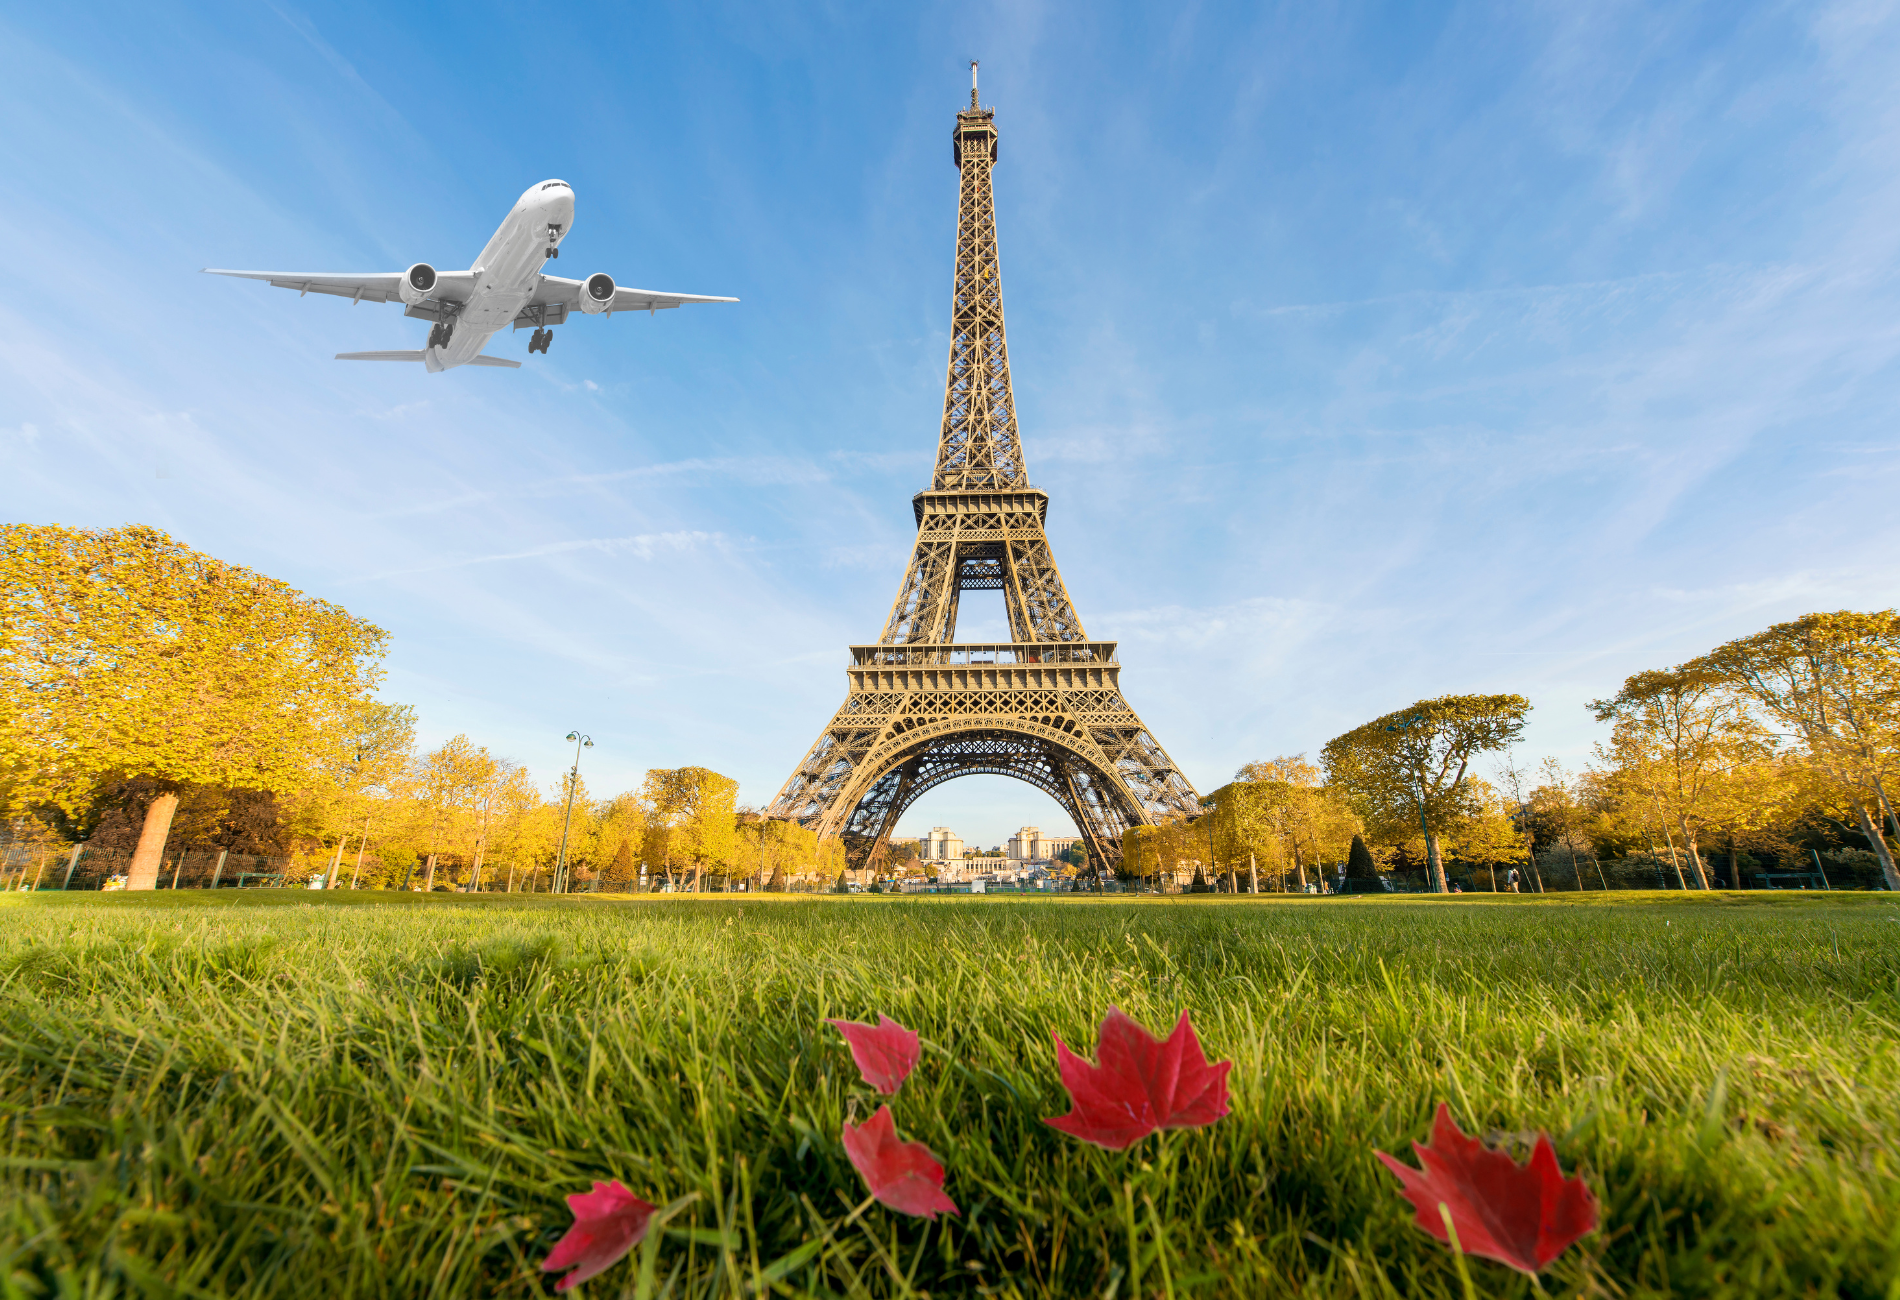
[207,180,735,369]
[427,180,576,372]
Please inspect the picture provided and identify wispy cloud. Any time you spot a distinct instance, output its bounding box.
[343,531,728,582]
[367,456,836,520]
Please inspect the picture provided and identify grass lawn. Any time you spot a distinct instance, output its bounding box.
[2,891,1896,1298]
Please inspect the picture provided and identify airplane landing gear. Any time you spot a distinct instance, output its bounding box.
[529,328,553,354]
[428,320,454,349]
[545,246,559,259]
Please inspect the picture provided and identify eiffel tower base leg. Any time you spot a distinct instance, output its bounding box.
[769,645,1199,876]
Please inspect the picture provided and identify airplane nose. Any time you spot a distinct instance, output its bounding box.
[519,180,574,212]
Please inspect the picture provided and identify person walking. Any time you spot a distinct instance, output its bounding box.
[1506,867,1521,894]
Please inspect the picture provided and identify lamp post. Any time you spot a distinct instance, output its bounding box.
[1206,810,1216,894]
[1386,715,1442,894]
[553,731,593,893]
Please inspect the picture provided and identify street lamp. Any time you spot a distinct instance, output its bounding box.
[1386,715,1442,894]
[553,731,593,893]
[1205,809,1216,894]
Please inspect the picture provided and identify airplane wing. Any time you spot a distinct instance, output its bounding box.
[335,350,519,368]
[516,275,737,327]
[202,269,477,307]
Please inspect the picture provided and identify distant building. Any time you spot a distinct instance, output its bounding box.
[1008,826,1080,864]
[922,827,964,861]
[892,827,1080,881]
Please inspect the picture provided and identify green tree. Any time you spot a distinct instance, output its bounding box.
[1345,833,1378,878]
[1322,693,1531,893]
[0,524,389,890]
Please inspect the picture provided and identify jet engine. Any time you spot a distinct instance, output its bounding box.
[398,263,438,306]
[578,272,616,314]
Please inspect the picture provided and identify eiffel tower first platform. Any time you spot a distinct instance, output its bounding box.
[767,67,1202,873]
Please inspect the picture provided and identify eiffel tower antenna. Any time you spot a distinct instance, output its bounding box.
[768,77,1202,875]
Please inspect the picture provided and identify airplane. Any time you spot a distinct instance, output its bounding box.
[205,180,736,373]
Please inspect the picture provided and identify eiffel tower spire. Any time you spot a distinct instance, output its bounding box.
[935,64,1023,493]
[769,79,1200,873]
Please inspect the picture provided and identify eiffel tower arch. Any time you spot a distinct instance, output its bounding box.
[768,67,1201,873]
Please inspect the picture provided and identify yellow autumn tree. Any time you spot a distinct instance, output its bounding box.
[1119,816,1203,888]
[640,766,739,890]
[1692,611,1900,891]
[1323,693,1531,893]
[0,524,389,890]
[1205,763,1362,891]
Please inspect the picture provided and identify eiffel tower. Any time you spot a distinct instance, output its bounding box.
[768,66,1202,872]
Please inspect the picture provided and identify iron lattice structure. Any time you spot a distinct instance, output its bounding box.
[768,74,1201,871]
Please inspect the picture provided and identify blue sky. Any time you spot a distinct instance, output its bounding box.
[4,2,1898,849]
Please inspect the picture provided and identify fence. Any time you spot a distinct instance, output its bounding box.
[0,844,301,891]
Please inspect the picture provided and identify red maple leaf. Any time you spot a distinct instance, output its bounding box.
[840,1105,960,1221]
[826,1014,921,1094]
[1375,1103,1599,1276]
[540,1180,656,1292]
[1043,1007,1232,1150]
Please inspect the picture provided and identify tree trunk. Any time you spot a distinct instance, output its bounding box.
[1676,817,1712,889]
[1525,839,1545,893]
[1586,844,1609,890]
[1853,802,1900,891]
[1423,829,1448,894]
[1248,852,1258,895]
[1292,842,1308,892]
[1653,807,1688,889]
[423,853,438,891]
[1862,783,1900,881]
[126,792,180,891]
[1871,776,1900,860]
